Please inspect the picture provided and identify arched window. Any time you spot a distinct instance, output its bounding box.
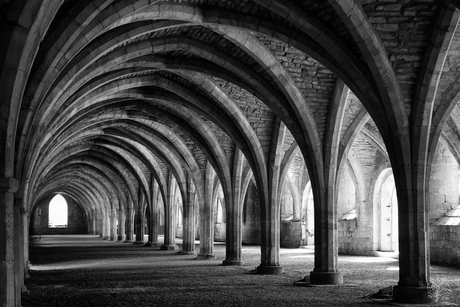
[48,194,68,228]
[216,197,223,223]
[301,182,314,245]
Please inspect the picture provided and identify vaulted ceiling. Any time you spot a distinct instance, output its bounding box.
[3,0,460,213]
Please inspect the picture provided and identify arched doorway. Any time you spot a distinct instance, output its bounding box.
[301,181,314,246]
[374,169,398,252]
[48,194,68,228]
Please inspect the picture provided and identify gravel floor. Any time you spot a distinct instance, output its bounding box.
[22,235,460,306]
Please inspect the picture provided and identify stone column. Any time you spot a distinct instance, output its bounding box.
[14,197,25,306]
[309,189,343,284]
[134,189,145,245]
[197,164,215,259]
[222,198,243,265]
[87,210,92,234]
[223,150,244,265]
[145,180,159,247]
[124,202,134,243]
[393,187,431,303]
[86,210,92,234]
[97,211,103,237]
[102,210,109,240]
[308,81,345,284]
[23,208,30,279]
[110,209,117,241]
[91,210,97,235]
[117,207,126,242]
[161,173,179,250]
[257,122,283,274]
[181,178,195,255]
[133,209,145,244]
[0,177,18,307]
[257,196,283,274]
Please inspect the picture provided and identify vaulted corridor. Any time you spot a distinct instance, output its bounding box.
[4,1,460,305]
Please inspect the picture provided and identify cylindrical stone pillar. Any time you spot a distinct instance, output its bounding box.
[124,205,134,243]
[181,181,195,255]
[134,189,145,245]
[257,207,283,274]
[256,126,283,274]
[91,212,97,235]
[224,151,244,265]
[145,181,159,247]
[110,209,117,241]
[103,211,110,240]
[87,211,92,234]
[161,174,179,251]
[393,188,432,303]
[197,167,215,259]
[0,178,19,307]
[14,197,25,306]
[23,208,30,279]
[222,201,243,265]
[117,208,126,242]
[309,188,342,284]
[133,208,145,244]
[97,213,102,237]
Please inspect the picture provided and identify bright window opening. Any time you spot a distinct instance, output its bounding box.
[48,194,68,228]
[216,197,223,223]
[376,171,398,252]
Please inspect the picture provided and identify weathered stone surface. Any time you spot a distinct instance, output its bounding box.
[3,1,460,304]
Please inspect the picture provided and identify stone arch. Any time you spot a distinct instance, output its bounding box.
[0,0,62,177]
[25,91,231,212]
[34,148,139,211]
[36,166,121,212]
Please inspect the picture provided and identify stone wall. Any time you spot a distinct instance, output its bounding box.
[280,221,301,248]
[242,183,261,245]
[280,189,294,220]
[337,167,356,217]
[214,222,226,242]
[428,142,460,224]
[176,225,183,238]
[338,219,374,256]
[430,225,460,266]
[337,163,375,256]
[30,196,87,235]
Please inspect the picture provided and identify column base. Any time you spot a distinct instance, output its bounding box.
[143,242,160,247]
[196,253,216,260]
[256,265,284,275]
[160,244,179,251]
[180,250,196,255]
[393,286,433,304]
[309,271,343,285]
[123,240,134,243]
[222,259,244,266]
[133,241,144,245]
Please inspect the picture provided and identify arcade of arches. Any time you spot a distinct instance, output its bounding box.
[3,0,460,305]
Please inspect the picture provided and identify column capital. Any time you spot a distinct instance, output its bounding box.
[0,177,18,193]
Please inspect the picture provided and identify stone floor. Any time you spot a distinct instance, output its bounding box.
[23,235,460,306]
